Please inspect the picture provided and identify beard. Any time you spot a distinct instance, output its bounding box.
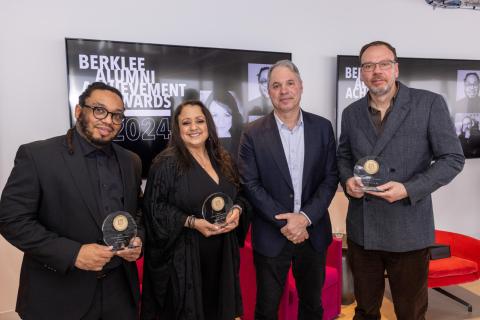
[77,111,116,147]
[369,80,394,97]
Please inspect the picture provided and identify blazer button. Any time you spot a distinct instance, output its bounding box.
[289,194,293,198]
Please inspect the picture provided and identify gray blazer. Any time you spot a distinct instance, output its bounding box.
[337,82,465,252]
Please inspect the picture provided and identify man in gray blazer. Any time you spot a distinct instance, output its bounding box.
[337,41,464,320]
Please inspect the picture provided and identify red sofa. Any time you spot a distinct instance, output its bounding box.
[428,229,480,312]
[239,235,342,320]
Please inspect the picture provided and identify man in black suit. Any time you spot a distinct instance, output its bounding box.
[238,60,338,320]
[0,82,143,320]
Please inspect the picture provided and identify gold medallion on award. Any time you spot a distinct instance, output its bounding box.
[102,211,137,251]
[353,156,388,191]
[202,192,233,225]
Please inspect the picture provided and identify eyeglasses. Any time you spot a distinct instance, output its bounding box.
[82,104,125,124]
[465,83,479,88]
[361,60,396,72]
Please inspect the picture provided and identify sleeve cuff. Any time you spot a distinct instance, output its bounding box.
[299,211,312,226]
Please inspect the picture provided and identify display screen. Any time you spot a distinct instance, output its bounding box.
[337,55,480,158]
[66,38,291,175]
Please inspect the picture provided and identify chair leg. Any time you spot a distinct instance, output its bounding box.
[432,287,472,312]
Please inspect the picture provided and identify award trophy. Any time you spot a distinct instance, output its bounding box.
[354,156,388,192]
[201,192,233,225]
[102,211,137,251]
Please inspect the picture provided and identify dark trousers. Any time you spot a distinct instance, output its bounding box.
[253,240,326,320]
[81,267,137,320]
[347,239,429,320]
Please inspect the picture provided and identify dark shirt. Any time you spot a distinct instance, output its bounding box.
[75,128,124,269]
[75,129,124,218]
[368,105,392,135]
[367,84,398,135]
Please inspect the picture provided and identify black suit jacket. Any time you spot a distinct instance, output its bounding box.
[0,133,143,320]
[238,111,338,257]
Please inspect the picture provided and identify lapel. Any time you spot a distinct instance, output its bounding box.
[371,83,412,156]
[113,143,134,213]
[61,135,103,228]
[357,98,378,151]
[265,113,293,190]
[302,111,312,192]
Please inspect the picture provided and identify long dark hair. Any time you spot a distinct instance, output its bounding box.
[205,90,244,138]
[156,100,239,188]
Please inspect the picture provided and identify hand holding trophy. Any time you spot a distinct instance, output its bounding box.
[102,211,138,251]
[202,192,234,225]
[354,156,388,192]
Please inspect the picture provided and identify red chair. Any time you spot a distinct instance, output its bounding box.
[239,233,342,320]
[136,257,144,293]
[428,230,480,312]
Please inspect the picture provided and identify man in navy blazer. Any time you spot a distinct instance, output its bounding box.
[337,41,464,320]
[238,60,338,320]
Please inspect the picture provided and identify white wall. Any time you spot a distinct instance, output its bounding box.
[1,0,479,316]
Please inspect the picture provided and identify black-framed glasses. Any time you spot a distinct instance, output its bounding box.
[360,60,396,72]
[82,104,125,124]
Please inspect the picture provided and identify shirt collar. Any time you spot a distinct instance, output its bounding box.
[274,110,304,131]
[74,127,114,157]
[367,81,399,111]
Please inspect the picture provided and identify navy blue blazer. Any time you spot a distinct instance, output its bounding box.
[238,111,338,257]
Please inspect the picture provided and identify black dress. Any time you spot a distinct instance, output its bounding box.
[141,154,249,320]
[186,160,237,319]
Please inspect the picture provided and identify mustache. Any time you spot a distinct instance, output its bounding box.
[95,123,115,130]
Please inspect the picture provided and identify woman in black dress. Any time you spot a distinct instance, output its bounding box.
[141,100,250,320]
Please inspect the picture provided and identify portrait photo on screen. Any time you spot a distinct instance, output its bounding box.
[246,63,273,122]
[200,89,244,155]
[336,55,480,159]
[454,70,480,157]
[455,70,480,112]
[65,38,290,175]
